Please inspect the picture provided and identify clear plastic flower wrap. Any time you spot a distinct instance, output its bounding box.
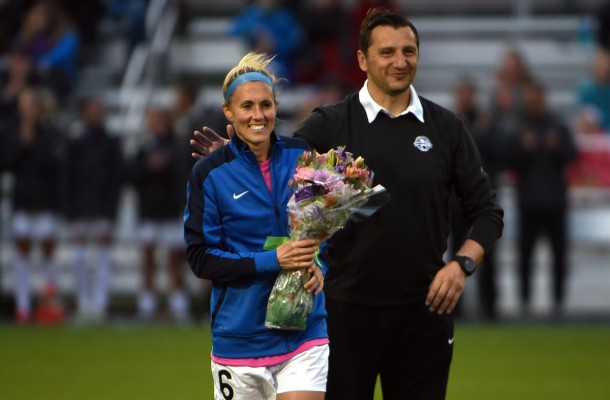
[264,147,389,330]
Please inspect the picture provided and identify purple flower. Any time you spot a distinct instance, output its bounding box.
[312,168,332,183]
[327,178,347,193]
[295,186,315,202]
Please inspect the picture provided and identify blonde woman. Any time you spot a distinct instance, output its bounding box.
[184,53,328,400]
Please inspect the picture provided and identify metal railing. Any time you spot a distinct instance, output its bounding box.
[118,0,179,153]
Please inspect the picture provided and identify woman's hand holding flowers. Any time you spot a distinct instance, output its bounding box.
[276,238,320,270]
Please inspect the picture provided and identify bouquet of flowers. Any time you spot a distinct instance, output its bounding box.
[264,147,388,330]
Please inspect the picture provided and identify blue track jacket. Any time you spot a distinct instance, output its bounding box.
[184,132,328,359]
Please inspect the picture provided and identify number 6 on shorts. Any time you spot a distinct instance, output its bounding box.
[218,369,234,400]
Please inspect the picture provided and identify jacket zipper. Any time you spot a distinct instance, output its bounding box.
[269,146,283,231]
[210,284,227,328]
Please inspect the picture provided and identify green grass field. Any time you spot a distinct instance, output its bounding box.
[1,323,609,399]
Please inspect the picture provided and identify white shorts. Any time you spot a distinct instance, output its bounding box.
[210,344,329,400]
[70,219,114,240]
[138,219,185,249]
[12,211,60,241]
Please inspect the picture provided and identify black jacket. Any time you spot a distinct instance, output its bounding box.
[61,125,124,220]
[294,92,504,305]
[129,132,185,220]
[504,111,578,210]
[2,117,64,212]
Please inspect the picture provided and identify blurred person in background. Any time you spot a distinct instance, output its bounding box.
[490,47,532,118]
[572,105,609,137]
[577,48,610,132]
[1,86,64,324]
[172,81,226,141]
[291,0,403,91]
[171,81,218,319]
[106,0,148,63]
[0,50,38,120]
[11,0,80,102]
[292,0,359,89]
[128,106,190,324]
[486,47,534,192]
[596,0,610,50]
[228,0,303,81]
[55,0,105,46]
[285,77,349,135]
[566,105,610,189]
[503,80,578,320]
[448,78,500,321]
[170,82,201,185]
[0,0,32,54]
[350,0,402,23]
[61,96,124,323]
[172,81,202,140]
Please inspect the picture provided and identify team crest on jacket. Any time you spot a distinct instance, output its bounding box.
[413,136,433,152]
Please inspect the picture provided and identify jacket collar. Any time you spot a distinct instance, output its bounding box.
[229,131,282,163]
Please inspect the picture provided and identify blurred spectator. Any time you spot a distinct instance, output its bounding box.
[503,81,578,319]
[490,47,532,115]
[11,0,80,101]
[487,47,534,187]
[0,86,65,325]
[0,0,32,54]
[171,81,212,187]
[293,0,361,89]
[57,0,105,46]
[448,78,500,321]
[0,50,38,120]
[566,106,610,188]
[349,0,402,31]
[293,0,400,92]
[172,82,199,138]
[228,0,303,81]
[286,77,349,134]
[572,105,608,136]
[106,0,149,62]
[452,77,490,135]
[596,0,610,50]
[128,106,190,323]
[61,96,124,323]
[170,82,215,319]
[173,0,192,38]
[172,84,228,142]
[171,83,225,198]
[576,48,610,132]
[342,0,403,90]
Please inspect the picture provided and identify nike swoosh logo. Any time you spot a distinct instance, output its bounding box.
[233,190,249,200]
[448,337,455,345]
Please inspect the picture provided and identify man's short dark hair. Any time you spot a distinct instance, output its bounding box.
[359,8,419,54]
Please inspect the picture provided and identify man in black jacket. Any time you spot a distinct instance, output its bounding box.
[191,8,504,400]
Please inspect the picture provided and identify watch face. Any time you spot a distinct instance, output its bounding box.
[456,256,475,275]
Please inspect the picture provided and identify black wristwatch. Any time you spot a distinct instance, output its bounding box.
[453,255,476,276]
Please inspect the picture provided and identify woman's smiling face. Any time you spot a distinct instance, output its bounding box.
[223,81,277,159]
